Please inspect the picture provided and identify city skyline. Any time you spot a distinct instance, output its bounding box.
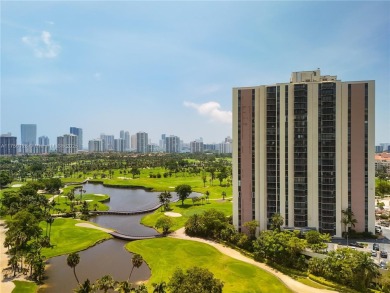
[2,2,389,144]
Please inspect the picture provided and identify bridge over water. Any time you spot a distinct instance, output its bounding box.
[108,231,163,241]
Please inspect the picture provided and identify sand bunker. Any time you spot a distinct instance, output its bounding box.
[75,223,113,233]
[164,212,182,217]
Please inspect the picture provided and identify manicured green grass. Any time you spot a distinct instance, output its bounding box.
[126,238,292,293]
[12,281,38,293]
[41,218,112,259]
[141,198,232,232]
[62,166,232,199]
[49,192,110,213]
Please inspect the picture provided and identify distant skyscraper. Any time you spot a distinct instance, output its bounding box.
[21,124,36,153]
[131,134,137,151]
[57,134,78,154]
[190,139,204,153]
[88,139,104,152]
[124,131,130,151]
[114,138,125,152]
[233,70,375,236]
[100,134,115,151]
[0,133,17,155]
[136,132,148,153]
[38,136,49,146]
[160,134,166,152]
[165,135,180,153]
[70,127,83,150]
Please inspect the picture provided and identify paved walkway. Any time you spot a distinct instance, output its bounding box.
[169,228,337,293]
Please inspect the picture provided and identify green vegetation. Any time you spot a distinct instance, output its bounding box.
[168,266,223,293]
[126,237,292,293]
[12,281,38,293]
[41,218,112,258]
[141,199,232,233]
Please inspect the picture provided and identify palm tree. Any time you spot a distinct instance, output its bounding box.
[67,252,81,285]
[79,188,86,201]
[115,281,132,293]
[128,253,143,281]
[74,279,94,293]
[46,216,54,241]
[205,190,210,203]
[221,191,226,200]
[152,281,167,293]
[96,275,116,293]
[341,208,358,234]
[270,213,284,232]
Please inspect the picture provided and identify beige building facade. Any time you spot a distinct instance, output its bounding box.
[232,70,375,237]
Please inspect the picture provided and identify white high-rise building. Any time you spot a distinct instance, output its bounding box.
[88,139,104,152]
[57,134,78,154]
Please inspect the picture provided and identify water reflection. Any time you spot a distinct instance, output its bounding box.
[90,214,158,236]
[83,183,162,211]
[41,239,150,293]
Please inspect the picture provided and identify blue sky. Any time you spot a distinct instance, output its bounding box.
[1,1,389,146]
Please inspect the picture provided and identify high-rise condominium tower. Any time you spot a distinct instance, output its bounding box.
[20,124,36,153]
[136,132,148,153]
[70,127,83,151]
[0,133,17,155]
[232,70,375,237]
[165,135,181,153]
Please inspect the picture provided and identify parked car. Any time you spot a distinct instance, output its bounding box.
[373,243,380,251]
[380,260,387,269]
[372,250,377,257]
[349,242,364,248]
[376,226,382,234]
[380,251,388,258]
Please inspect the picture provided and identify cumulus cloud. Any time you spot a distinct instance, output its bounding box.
[184,101,232,124]
[22,31,61,58]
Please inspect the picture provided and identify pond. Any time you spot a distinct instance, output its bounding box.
[41,239,150,292]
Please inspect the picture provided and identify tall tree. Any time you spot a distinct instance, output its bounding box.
[341,208,358,234]
[67,252,81,285]
[243,220,259,239]
[270,213,284,232]
[175,184,192,206]
[128,253,143,282]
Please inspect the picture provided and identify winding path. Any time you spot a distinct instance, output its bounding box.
[169,228,337,293]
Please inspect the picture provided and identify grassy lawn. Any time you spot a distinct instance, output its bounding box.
[141,198,232,232]
[49,192,110,213]
[12,281,38,293]
[62,166,232,198]
[126,237,292,293]
[40,218,112,259]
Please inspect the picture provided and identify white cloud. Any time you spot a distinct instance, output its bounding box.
[22,31,61,58]
[184,101,232,124]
